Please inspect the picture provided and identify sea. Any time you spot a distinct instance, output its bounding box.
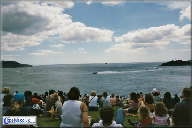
[1,62,191,97]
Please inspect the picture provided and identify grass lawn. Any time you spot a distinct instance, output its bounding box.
[37,107,138,127]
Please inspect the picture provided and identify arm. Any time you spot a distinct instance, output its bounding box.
[81,102,89,128]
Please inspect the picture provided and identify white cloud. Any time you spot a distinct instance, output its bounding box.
[180,6,191,21]
[2,1,114,51]
[84,0,125,6]
[76,48,87,54]
[106,24,191,53]
[30,49,64,56]
[160,1,191,21]
[50,44,65,48]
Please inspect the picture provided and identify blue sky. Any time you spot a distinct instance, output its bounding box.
[1,1,191,65]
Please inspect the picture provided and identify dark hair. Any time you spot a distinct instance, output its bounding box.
[103,92,108,98]
[100,106,114,125]
[145,93,154,104]
[155,102,168,117]
[130,92,138,103]
[67,87,80,100]
[182,88,192,98]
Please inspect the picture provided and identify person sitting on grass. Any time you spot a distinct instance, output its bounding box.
[153,102,170,126]
[127,92,139,114]
[92,106,123,127]
[128,106,153,128]
[139,93,154,114]
[60,87,88,128]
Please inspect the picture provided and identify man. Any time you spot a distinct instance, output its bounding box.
[172,88,192,127]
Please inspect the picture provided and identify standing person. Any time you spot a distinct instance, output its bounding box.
[89,91,98,111]
[102,92,111,107]
[60,87,88,128]
[110,93,116,106]
[172,88,192,127]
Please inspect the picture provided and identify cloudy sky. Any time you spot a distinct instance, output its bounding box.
[1,0,191,65]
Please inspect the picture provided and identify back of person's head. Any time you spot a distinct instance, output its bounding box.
[145,93,154,104]
[91,91,96,96]
[111,93,115,98]
[182,88,192,99]
[103,92,108,98]
[138,106,150,120]
[163,92,171,100]
[49,90,55,95]
[100,106,114,125]
[2,87,10,94]
[24,90,32,97]
[154,102,168,117]
[130,92,138,103]
[67,87,80,100]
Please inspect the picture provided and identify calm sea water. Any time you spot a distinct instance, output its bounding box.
[1,63,191,96]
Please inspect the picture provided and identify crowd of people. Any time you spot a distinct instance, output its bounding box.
[2,86,192,127]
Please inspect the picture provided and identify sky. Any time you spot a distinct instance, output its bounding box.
[1,0,191,65]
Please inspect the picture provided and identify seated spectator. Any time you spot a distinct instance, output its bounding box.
[172,88,192,127]
[4,101,28,116]
[153,102,169,126]
[2,87,13,114]
[89,91,98,111]
[115,106,125,125]
[92,106,123,127]
[163,92,174,110]
[152,88,161,103]
[24,90,33,106]
[173,94,180,106]
[14,91,25,103]
[60,87,88,127]
[128,106,152,127]
[127,92,139,114]
[139,93,154,113]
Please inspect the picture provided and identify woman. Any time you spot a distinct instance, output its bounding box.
[127,92,139,114]
[153,102,170,126]
[141,93,155,113]
[60,87,88,127]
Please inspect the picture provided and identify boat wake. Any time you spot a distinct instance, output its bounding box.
[95,68,162,75]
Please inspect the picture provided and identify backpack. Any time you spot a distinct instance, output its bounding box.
[115,108,125,124]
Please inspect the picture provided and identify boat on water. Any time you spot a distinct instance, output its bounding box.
[92,72,98,74]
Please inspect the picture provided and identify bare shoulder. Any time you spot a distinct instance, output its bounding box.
[80,102,88,112]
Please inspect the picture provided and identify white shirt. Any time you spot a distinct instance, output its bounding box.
[92,120,123,127]
[89,96,98,107]
[60,100,82,127]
